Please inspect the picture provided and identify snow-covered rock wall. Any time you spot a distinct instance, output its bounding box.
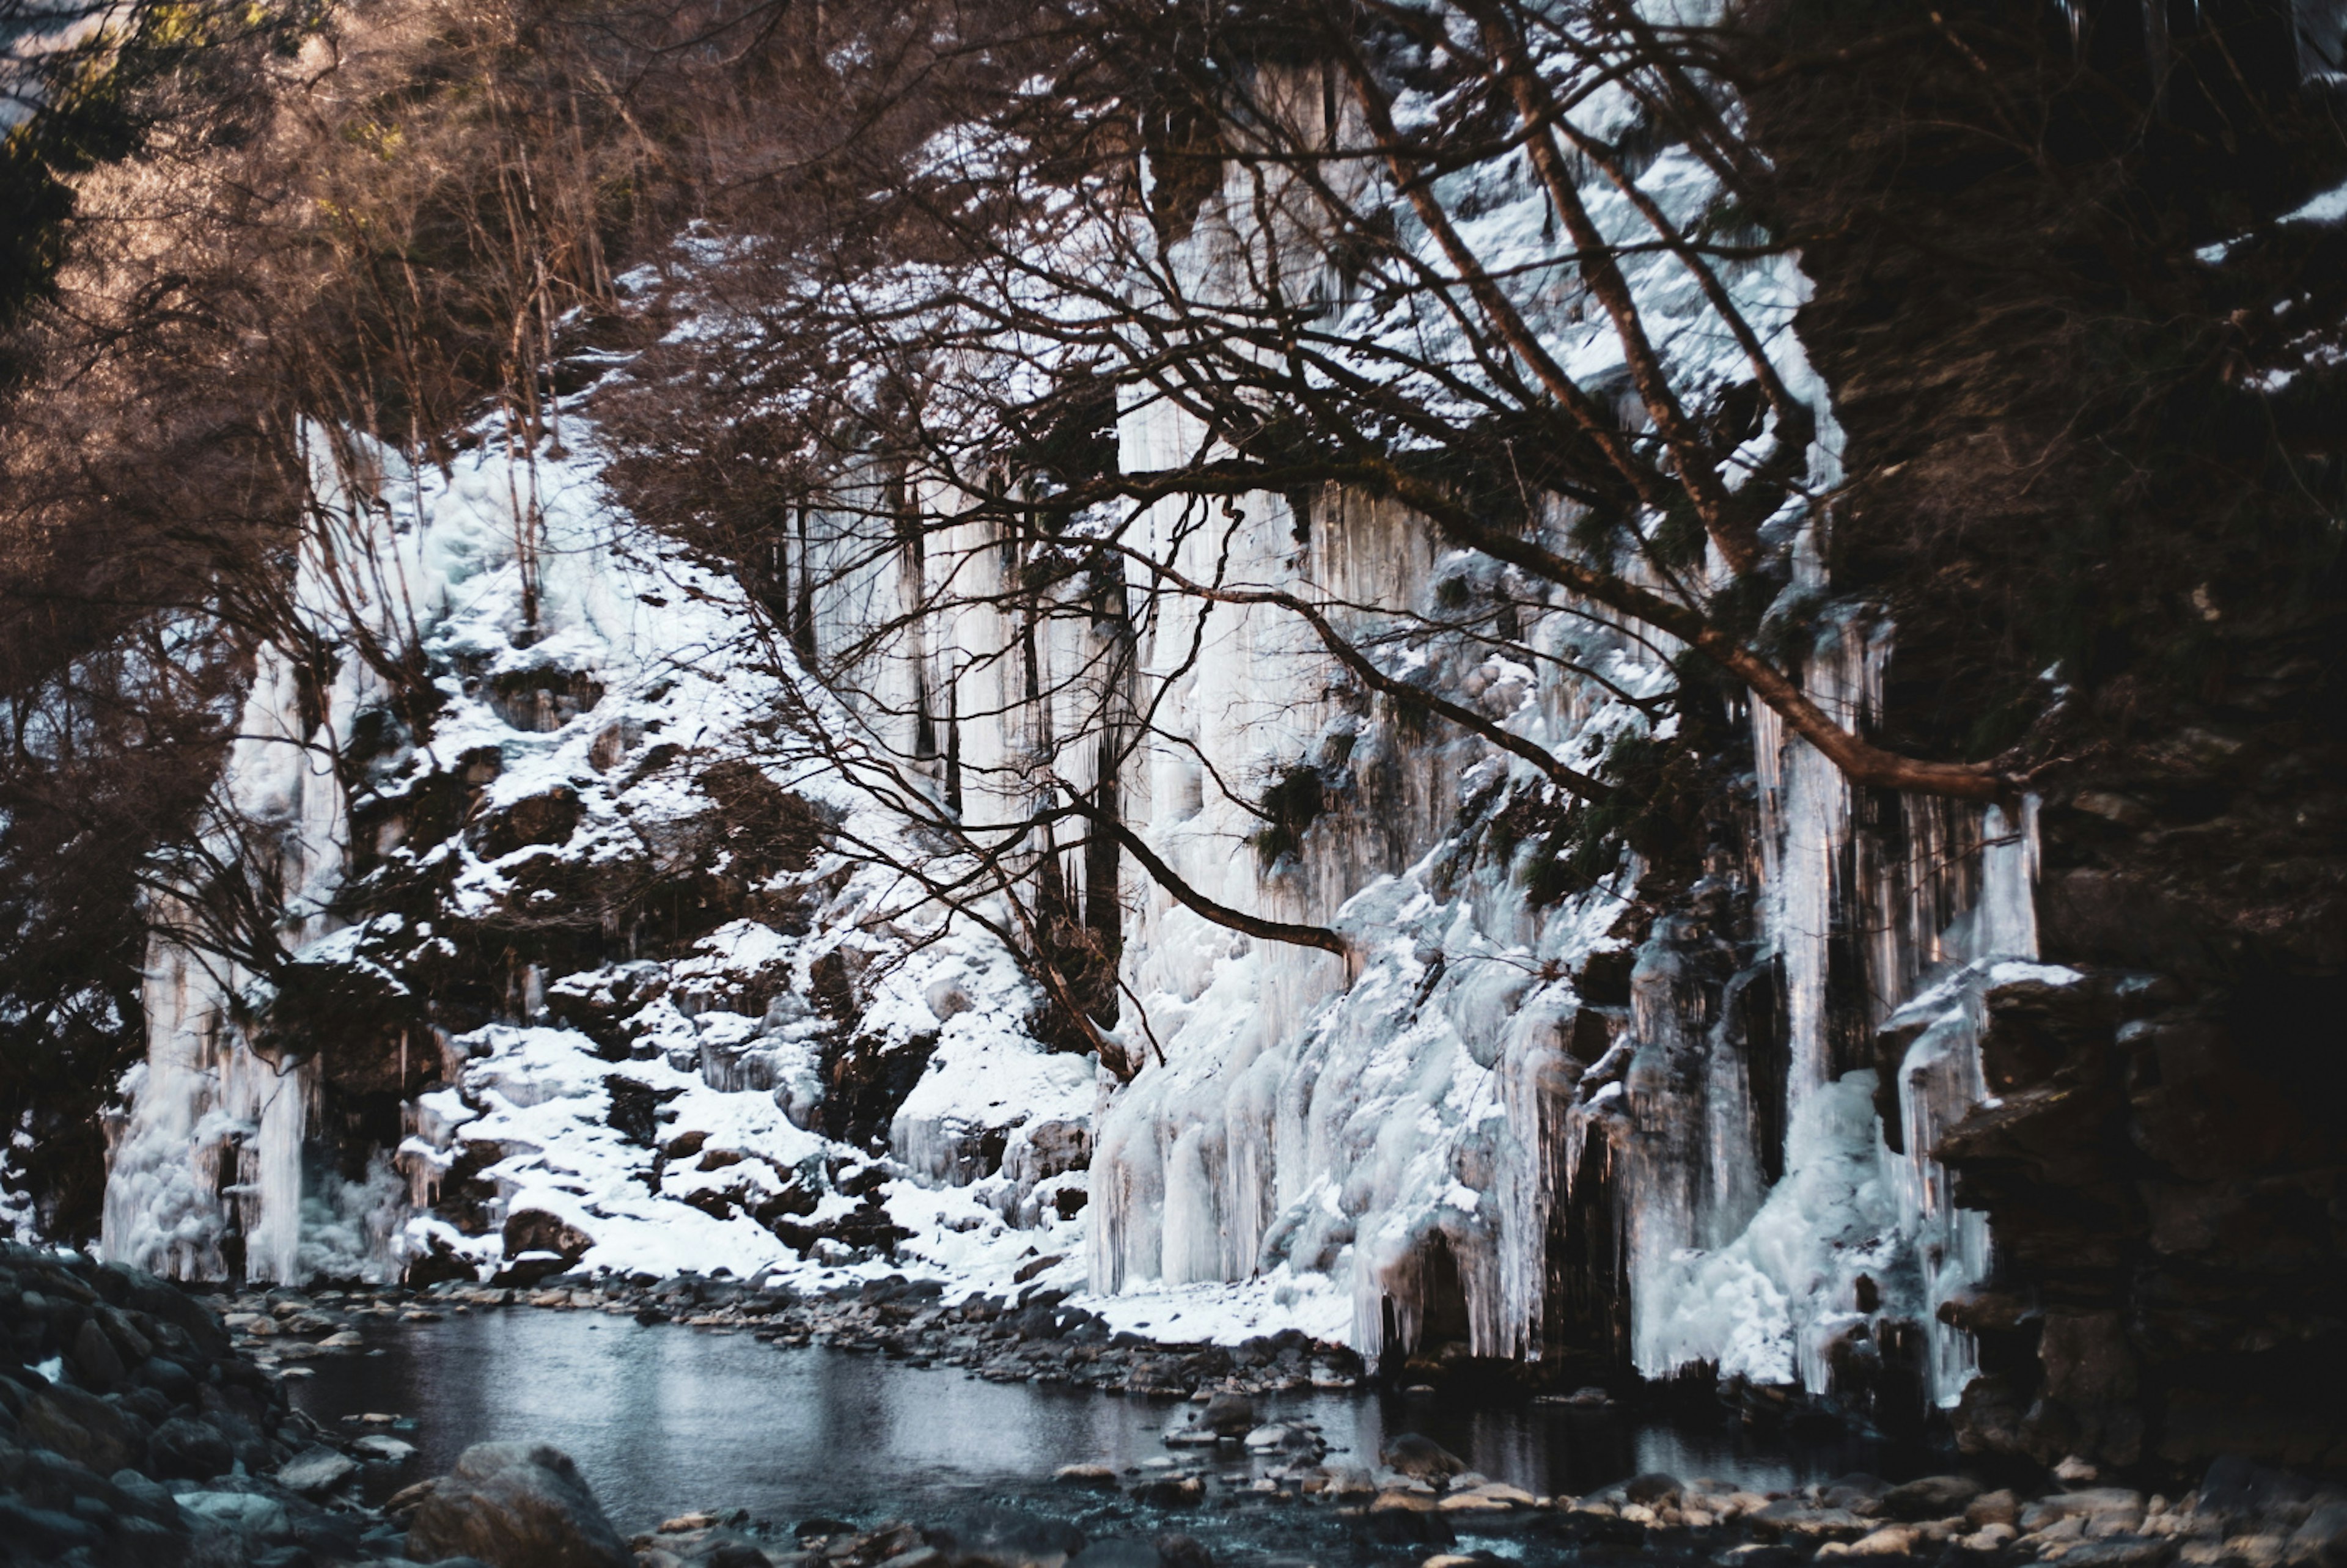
[100,421,1092,1299]
[96,24,2059,1432]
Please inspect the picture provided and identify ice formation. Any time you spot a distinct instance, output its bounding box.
[98,13,2057,1426]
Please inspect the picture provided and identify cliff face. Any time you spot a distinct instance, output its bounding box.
[81,0,2347,1485]
[1728,1,2347,1474]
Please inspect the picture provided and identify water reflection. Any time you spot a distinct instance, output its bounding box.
[291,1311,1886,1536]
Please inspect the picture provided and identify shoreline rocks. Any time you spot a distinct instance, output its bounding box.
[0,1245,414,1567]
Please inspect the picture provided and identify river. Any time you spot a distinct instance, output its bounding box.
[286,1310,1909,1546]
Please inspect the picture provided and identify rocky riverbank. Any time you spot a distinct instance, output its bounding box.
[384,1425,2347,1568]
[216,1270,1367,1402]
[5,1246,2340,1568]
[0,1244,419,1566]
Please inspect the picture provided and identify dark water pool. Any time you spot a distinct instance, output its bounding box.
[287,1311,1893,1539]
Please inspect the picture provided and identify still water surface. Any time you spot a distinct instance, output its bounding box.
[288,1311,1888,1537]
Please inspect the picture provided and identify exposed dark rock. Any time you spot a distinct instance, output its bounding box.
[1198,1392,1254,1437]
[147,1415,234,1481]
[406,1440,632,1568]
[1379,1432,1466,1481]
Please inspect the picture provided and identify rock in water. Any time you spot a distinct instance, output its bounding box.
[1882,1475,1982,1520]
[1199,1393,1255,1437]
[1379,1433,1466,1481]
[406,1442,631,1568]
[277,1444,359,1496]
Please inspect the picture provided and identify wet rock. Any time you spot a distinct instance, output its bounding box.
[1054,1464,1120,1490]
[1968,1491,2022,1530]
[68,1315,127,1390]
[1838,1523,1923,1556]
[2021,1488,2147,1536]
[2290,1504,2347,1568]
[1884,1476,1982,1521]
[1380,1434,1467,1481]
[357,1432,420,1462]
[1364,1503,1455,1546]
[0,1495,105,1559]
[1623,1472,1684,1506]
[1133,1476,1203,1509]
[2059,1537,2178,1567]
[1067,1542,1166,1568]
[938,1504,1088,1568]
[1199,1393,1254,1437]
[179,1488,296,1544]
[1152,1533,1210,1568]
[2200,1458,2318,1521]
[19,1382,146,1473]
[147,1415,235,1481]
[406,1441,632,1568]
[1821,1475,1893,1517]
[278,1443,360,1495]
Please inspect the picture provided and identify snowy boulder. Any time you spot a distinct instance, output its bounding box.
[406,1441,631,1568]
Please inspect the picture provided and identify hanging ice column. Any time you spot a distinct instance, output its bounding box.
[101,639,360,1283]
[101,428,421,1284]
[1633,599,2051,1407]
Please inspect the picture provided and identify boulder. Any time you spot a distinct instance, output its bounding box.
[1821,1475,1893,1517]
[406,1442,631,1568]
[19,1383,146,1473]
[178,1489,296,1544]
[69,1316,127,1390]
[2289,1503,2347,1568]
[2021,1488,2147,1536]
[1198,1393,1254,1437]
[147,1415,234,1481]
[1380,1432,1467,1481]
[1883,1475,1982,1521]
[278,1443,360,1495]
[938,1504,1089,1568]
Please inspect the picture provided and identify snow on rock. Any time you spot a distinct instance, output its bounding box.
[102,414,1078,1293]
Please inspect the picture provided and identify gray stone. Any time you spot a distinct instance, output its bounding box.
[18,1383,146,1473]
[1884,1476,1983,1521]
[1199,1393,1254,1437]
[406,1441,631,1568]
[356,1432,419,1462]
[149,1416,234,1481]
[178,1489,296,1543]
[1380,1432,1467,1481]
[2288,1503,2347,1568]
[278,1443,360,1495]
[2020,1488,2145,1535]
[2057,1536,2175,1568]
[70,1316,127,1390]
[1822,1475,1893,1517]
